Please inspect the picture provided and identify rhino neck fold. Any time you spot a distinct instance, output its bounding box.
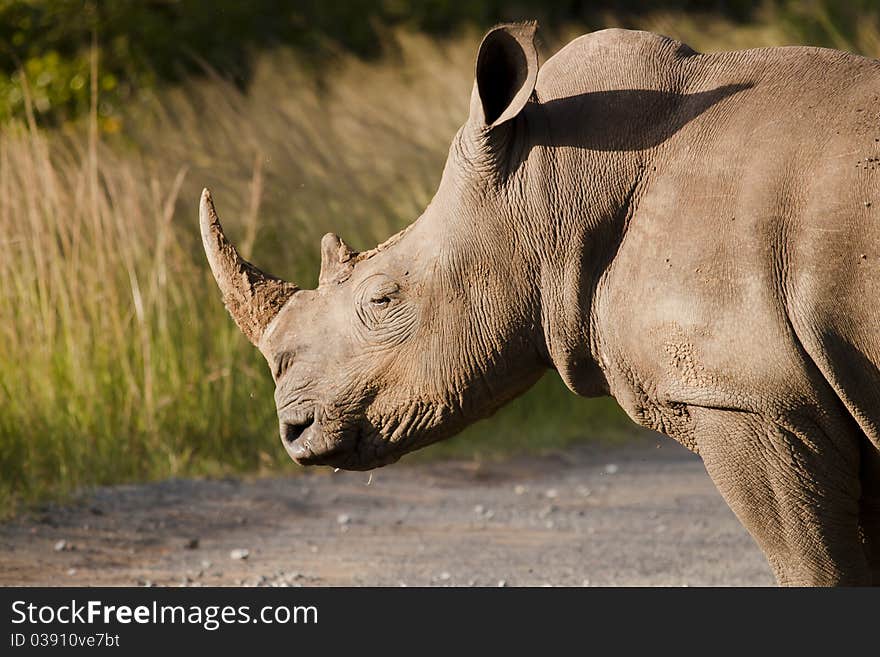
[534,136,649,398]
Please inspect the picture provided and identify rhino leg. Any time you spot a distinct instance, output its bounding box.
[692,407,870,586]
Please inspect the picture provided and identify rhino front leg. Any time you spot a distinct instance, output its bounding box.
[690,407,870,586]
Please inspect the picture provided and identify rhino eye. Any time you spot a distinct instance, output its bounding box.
[367,281,399,308]
[274,351,294,380]
[354,275,416,342]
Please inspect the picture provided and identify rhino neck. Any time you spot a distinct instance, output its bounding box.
[527,107,651,398]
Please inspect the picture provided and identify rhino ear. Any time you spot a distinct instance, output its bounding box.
[319,232,356,286]
[470,21,539,128]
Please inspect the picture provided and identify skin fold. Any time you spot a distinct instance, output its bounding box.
[201,22,880,585]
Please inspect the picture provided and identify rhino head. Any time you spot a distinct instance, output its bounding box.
[201,23,555,470]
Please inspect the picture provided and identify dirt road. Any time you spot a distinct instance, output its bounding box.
[0,436,774,586]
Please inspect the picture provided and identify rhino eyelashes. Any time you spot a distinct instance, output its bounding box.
[274,351,295,380]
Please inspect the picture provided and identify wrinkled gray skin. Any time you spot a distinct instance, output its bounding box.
[201,23,880,585]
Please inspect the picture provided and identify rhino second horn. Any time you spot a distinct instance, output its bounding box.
[318,232,356,286]
[199,188,298,345]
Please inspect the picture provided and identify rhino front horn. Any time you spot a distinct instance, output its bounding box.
[199,188,298,345]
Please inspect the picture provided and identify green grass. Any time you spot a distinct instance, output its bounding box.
[1,9,877,515]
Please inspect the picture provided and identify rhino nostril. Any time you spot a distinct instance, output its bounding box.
[282,419,313,444]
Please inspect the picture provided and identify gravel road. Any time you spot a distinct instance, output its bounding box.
[0,435,774,586]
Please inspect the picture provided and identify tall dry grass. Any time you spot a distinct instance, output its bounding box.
[0,119,274,507]
[2,13,877,512]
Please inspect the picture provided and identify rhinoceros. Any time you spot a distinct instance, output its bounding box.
[200,22,880,585]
